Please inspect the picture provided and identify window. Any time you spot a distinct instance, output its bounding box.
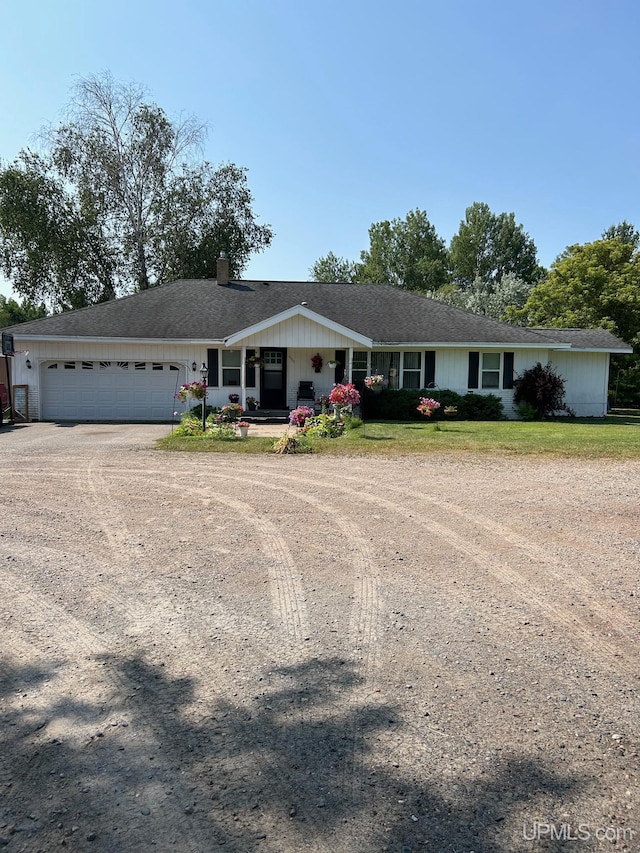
[481,353,500,388]
[402,352,421,389]
[64,362,76,370]
[469,352,513,390]
[134,362,146,370]
[222,350,241,386]
[81,362,94,370]
[352,351,368,385]
[371,352,400,389]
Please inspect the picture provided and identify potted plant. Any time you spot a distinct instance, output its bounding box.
[327,359,339,369]
[246,396,260,411]
[247,355,264,369]
[219,403,243,422]
[311,353,323,373]
[237,420,251,437]
[228,392,240,403]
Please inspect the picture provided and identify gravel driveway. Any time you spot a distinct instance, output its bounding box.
[0,423,638,852]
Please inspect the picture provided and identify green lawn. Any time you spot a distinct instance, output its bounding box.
[157,414,640,459]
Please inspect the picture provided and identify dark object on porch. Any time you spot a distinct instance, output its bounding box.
[296,381,315,406]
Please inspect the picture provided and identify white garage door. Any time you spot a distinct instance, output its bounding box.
[41,360,185,422]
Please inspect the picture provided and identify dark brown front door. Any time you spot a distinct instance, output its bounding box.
[260,348,287,409]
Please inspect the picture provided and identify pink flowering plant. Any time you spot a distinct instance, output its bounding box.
[289,406,315,427]
[328,383,361,406]
[176,380,207,401]
[364,375,387,390]
[417,396,441,417]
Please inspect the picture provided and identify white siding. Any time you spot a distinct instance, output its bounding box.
[549,351,610,416]
[239,316,360,348]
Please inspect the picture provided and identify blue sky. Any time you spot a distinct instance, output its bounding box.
[1,0,639,301]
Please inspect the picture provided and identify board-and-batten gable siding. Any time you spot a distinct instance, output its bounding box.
[238,315,360,349]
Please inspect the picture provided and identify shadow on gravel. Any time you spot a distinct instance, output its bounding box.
[0,653,586,852]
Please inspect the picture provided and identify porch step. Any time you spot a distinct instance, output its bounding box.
[243,409,290,424]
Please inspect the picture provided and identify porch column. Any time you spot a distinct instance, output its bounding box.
[241,346,246,409]
[347,347,353,382]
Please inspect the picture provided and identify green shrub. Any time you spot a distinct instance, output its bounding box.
[301,413,345,438]
[361,388,504,421]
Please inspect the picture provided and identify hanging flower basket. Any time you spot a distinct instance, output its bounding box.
[247,356,264,369]
[176,380,207,401]
[364,375,387,394]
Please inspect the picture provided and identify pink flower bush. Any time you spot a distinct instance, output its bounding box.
[417,396,441,417]
[289,406,315,427]
[329,383,361,406]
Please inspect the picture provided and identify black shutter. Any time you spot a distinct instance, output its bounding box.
[335,350,346,384]
[503,352,514,389]
[424,351,436,387]
[468,352,479,389]
[207,349,219,387]
[245,349,256,387]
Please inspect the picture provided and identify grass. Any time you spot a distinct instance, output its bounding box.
[157,413,640,460]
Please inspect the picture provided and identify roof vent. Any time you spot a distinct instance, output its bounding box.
[217,252,229,286]
[262,281,270,286]
[301,301,308,306]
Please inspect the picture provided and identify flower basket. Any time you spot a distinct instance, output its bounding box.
[417,397,441,418]
[311,353,323,373]
[176,380,207,401]
[247,356,264,369]
[364,375,386,394]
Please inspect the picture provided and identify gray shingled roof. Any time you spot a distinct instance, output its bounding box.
[530,327,632,351]
[2,279,631,350]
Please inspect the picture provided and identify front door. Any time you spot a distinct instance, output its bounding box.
[260,348,287,409]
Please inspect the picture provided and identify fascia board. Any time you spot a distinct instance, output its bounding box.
[12,334,226,345]
[373,341,572,349]
[225,304,372,347]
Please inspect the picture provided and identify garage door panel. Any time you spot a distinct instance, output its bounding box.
[41,360,185,422]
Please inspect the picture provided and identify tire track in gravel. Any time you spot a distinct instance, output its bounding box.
[201,469,383,809]
[82,463,387,816]
[241,462,638,676]
[162,469,309,644]
[80,457,335,852]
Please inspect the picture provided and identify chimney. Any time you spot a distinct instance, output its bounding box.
[217,252,229,286]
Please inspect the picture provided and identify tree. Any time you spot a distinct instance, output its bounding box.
[0,294,46,328]
[358,209,449,291]
[436,272,534,322]
[0,72,272,309]
[517,238,640,347]
[449,202,543,288]
[309,251,359,282]
[602,220,639,247]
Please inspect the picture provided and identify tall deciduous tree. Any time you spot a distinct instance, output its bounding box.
[449,202,543,288]
[602,220,639,247]
[0,72,272,309]
[309,251,359,282]
[518,238,640,347]
[358,209,449,291]
[0,294,46,328]
[437,272,534,322]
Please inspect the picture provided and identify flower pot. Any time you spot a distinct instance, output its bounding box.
[314,367,321,373]
[371,386,382,394]
[238,427,249,437]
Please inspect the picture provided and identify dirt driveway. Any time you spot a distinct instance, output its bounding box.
[1,423,638,852]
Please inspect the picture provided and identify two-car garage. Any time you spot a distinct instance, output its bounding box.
[40,360,185,422]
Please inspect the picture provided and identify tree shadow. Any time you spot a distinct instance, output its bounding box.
[0,653,588,851]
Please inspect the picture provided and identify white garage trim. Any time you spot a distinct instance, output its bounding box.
[41,360,185,422]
